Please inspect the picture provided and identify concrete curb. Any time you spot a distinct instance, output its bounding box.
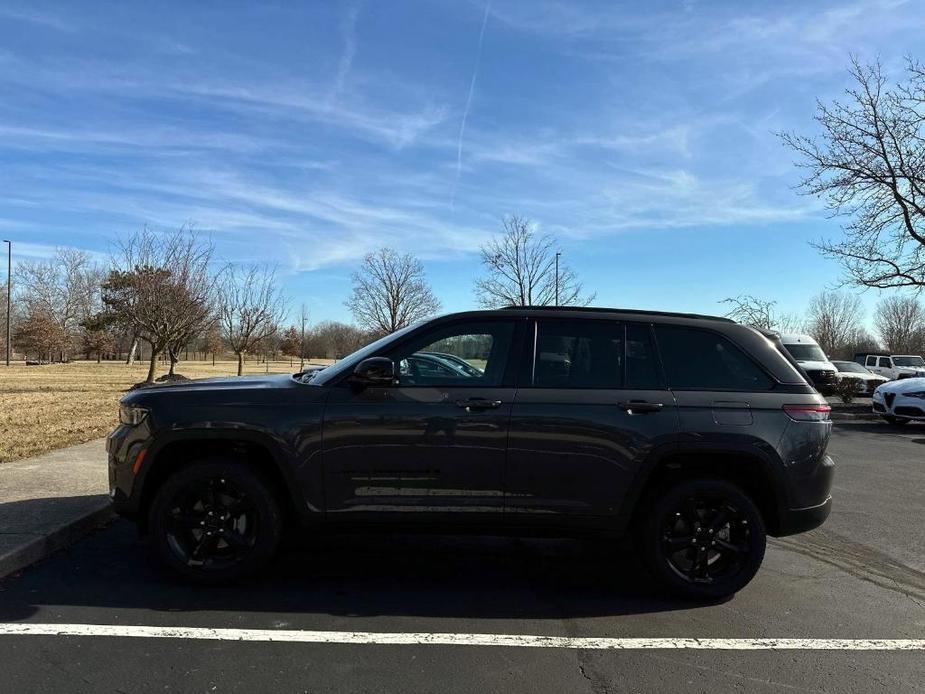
[0,500,114,580]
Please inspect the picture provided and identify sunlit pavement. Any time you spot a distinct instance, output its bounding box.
[1,420,923,694]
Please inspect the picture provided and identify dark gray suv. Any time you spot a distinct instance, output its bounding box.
[108,307,834,598]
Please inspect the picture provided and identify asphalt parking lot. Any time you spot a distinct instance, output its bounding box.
[1,420,924,694]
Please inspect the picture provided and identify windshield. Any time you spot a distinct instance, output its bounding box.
[893,356,925,367]
[784,343,827,362]
[833,361,869,374]
[307,323,419,385]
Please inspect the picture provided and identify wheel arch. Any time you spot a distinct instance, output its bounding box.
[624,447,787,536]
[136,430,306,533]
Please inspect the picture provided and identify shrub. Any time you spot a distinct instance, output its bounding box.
[832,377,863,404]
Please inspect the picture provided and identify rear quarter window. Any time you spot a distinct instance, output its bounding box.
[654,325,774,391]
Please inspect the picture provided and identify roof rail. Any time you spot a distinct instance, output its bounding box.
[499,305,734,323]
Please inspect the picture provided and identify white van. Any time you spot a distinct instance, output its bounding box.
[779,334,838,393]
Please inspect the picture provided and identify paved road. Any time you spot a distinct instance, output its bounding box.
[1,421,924,693]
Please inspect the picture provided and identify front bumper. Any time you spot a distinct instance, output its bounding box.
[106,422,153,517]
[872,392,925,419]
[805,369,837,392]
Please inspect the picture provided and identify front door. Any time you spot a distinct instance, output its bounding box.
[322,318,521,524]
[505,319,679,524]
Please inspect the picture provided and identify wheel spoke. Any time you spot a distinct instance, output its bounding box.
[191,532,219,561]
[714,538,749,555]
[707,507,730,532]
[663,534,695,548]
[221,529,251,553]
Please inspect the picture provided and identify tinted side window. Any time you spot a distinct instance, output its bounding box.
[655,325,773,391]
[390,321,515,387]
[879,357,891,368]
[866,355,877,367]
[626,323,663,388]
[533,320,623,388]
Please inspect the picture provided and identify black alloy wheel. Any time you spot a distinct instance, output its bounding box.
[639,479,766,600]
[149,458,282,582]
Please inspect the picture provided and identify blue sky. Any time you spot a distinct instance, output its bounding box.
[2,0,924,326]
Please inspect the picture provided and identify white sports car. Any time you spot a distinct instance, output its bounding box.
[872,377,925,424]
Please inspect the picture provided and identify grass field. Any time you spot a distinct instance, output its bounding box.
[0,358,332,463]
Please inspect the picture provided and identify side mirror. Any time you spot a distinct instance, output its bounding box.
[350,357,396,386]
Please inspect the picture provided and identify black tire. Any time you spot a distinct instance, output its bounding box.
[637,478,766,600]
[884,416,910,426]
[148,458,283,583]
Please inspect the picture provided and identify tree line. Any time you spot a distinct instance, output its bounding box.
[3,216,590,381]
[722,292,925,359]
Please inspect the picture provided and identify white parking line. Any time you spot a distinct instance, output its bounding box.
[1,624,923,650]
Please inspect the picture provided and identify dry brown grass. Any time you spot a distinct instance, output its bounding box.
[0,358,332,463]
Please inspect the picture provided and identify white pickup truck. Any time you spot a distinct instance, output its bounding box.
[855,352,925,380]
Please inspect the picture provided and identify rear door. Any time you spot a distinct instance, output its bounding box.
[505,319,679,523]
[652,323,788,460]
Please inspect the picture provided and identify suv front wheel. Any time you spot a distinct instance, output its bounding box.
[148,458,283,582]
[638,478,766,600]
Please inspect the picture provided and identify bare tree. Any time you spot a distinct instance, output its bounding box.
[346,248,440,334]
[804,291,863,356]
[17,248,101,360]
[13,310,69,362]
[874,295,925,353]
[720,295,804,333]
[102,227,216,383]
[781,58,925,290]
[218,264,287,375]
[306,321,373,359]
[475,216,594,308]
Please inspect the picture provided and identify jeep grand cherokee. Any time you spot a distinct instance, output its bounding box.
[108,307,834,599]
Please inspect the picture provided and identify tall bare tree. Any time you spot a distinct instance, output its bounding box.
[720,295,804,333]
[874,295,925,353]
[17,248,101,360]
[804,291,863,356]
[475,216,594,308]
[346,248,440,334]
[102,227,216,383]
[782,58,925,290]
[218,264,287,375]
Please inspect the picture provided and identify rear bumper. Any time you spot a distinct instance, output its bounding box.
[773,496,832,536]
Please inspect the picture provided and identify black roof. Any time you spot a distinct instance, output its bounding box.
[500,305,735,323]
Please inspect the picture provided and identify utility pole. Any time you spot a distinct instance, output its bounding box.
[299,303,307,371]
[554,251,561,306]
[3,240,10,366]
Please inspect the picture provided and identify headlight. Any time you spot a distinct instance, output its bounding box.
[119,404,149,426]
[903,391,925,399]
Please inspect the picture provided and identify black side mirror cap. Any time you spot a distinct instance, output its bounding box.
[350,357,396,386]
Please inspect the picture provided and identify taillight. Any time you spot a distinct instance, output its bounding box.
[783,404,831,422]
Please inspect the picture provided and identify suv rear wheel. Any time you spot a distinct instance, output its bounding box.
[148,458,283,582]
[638,478,766,600]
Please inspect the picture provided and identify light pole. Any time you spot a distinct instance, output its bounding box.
[554,251,561,306]
[3,240,10,366]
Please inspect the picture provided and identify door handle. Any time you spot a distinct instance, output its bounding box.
[617,400,664,414]
[456,398,503,411]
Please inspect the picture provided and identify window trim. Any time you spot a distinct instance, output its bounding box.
[652,323,779,393]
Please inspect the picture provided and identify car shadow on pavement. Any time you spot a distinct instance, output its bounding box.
[0,518,710,622]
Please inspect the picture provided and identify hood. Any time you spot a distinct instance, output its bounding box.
[875,377,925,394]
[122,374,297,403]
[793,359,834,371]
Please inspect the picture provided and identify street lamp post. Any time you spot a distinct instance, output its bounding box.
[3,240,10,366]
[554,251,561,306]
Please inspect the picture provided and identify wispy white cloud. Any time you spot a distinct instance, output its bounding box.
[452,1,491,206]
[0,6,75,33]
[332,2,362,98]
